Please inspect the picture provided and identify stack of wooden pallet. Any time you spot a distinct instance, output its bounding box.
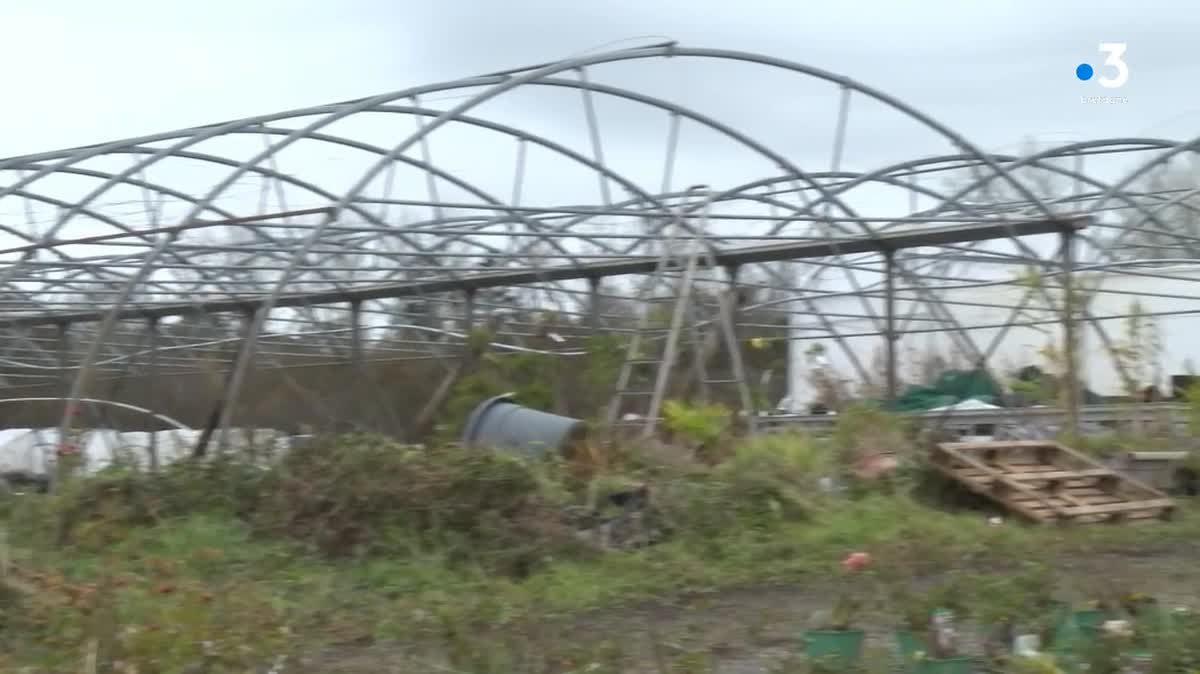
[931,440,1176,524]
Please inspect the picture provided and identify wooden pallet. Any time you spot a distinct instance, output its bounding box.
[931,440,1176,524]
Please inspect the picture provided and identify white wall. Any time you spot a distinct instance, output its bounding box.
[784,265,1200,411]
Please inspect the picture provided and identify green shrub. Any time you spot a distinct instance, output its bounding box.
[831,402,911,462]
[651,433,832,538]
[7,571,295,673]
[712,433,830,521]
[41,435,592,578]
[1185,380,1200,437]
[253,434,582,575]
[662,400,732,451]
[50,456,269,551]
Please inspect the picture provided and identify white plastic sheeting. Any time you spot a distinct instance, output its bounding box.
[926,399,1004,413]
[0,427,294,477]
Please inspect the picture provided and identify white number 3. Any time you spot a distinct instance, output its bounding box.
[1098,43,1129,89]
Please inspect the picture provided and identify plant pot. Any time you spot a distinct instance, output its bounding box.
[1072,608,1108,630]
[1049,608,1110,654]
[1077,623,1104,644]
[1044,599,1070,627]
[803,629,865,666]
[1033,601,1069,648]
[1012,633,1042,656]
[1167,608,1198,631]
[1135,604,1169,632]
[912,656,973,674]
[1076,625,1152,657]
[895,629,926,658]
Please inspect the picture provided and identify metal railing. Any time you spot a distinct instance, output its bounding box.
[759,402,1190,435]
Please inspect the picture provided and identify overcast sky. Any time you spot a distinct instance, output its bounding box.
[3,0,1198,161]
[2,0,1199,269]
[2,0,1197,400]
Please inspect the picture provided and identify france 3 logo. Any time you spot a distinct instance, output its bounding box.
[1076,43,1128,104]
[1075,43,1129,89]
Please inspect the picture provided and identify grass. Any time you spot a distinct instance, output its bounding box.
[3,427,1200,672]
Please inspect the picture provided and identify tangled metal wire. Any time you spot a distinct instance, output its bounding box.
[0,43,1197,427]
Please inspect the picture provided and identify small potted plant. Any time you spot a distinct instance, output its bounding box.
[1077,597,1113,626]
[1074,581,1120,631]
[974,567,1065,660]
[1073,588,1154,648]
[1102,592,1159,664]
[975,586,1022,663]
[1167,605,1197,632]
[892,585,934,660]
[887,576,973,673]
[803,552,869,668]
[1120,592,1164,631]
[1022,598,1070,656]
[1007,563,1065,652]
[909,606,972,674]
[1076,618,1155,674]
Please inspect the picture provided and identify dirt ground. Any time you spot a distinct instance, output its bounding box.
[301,544,1200,673]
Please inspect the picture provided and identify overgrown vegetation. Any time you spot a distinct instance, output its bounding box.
[3,402,1200,673]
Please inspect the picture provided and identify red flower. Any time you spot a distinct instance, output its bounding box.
[841,552,870,572]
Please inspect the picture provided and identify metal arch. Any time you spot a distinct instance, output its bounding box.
[0,43,1043,237]
[370,72,967,327]
[930,138,1200,371]
[1057,135,1200,329]
[568,183,1005,377]
[782,141,1185,383]
[195,43,1053,303]
[0,45,1194,422]
[930,139,1200,254]
[0,161,1185,309]
[315,68,949,345]
[733,141,1195,345]
[63,46,881,434]
[0,88,483,298]
[698,149,1195,386]
[6,144,405,379]
[4,45,1053,299]
[1104,186,1200,256]
[234,121,655,265]
[668,183,996,373]
[1094,159,1200,253]
[511,48,1060,226]
[4,165,262,303]
[51,145,424,317]
[0,187,366,343]
[498,165,1074,383]
[751,140,1181,237]
[696,164,1053,361]
[49,64,665,399]
[638,48,1059,221]
[18,145,390,249]
[0,152,1190,293]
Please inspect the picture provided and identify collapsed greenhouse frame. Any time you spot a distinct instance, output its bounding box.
[1,42,1199,456]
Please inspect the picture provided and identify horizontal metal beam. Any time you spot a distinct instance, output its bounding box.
[2,215,1088,328]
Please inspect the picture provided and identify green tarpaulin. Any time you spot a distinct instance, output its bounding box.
[883,368,1002,412]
